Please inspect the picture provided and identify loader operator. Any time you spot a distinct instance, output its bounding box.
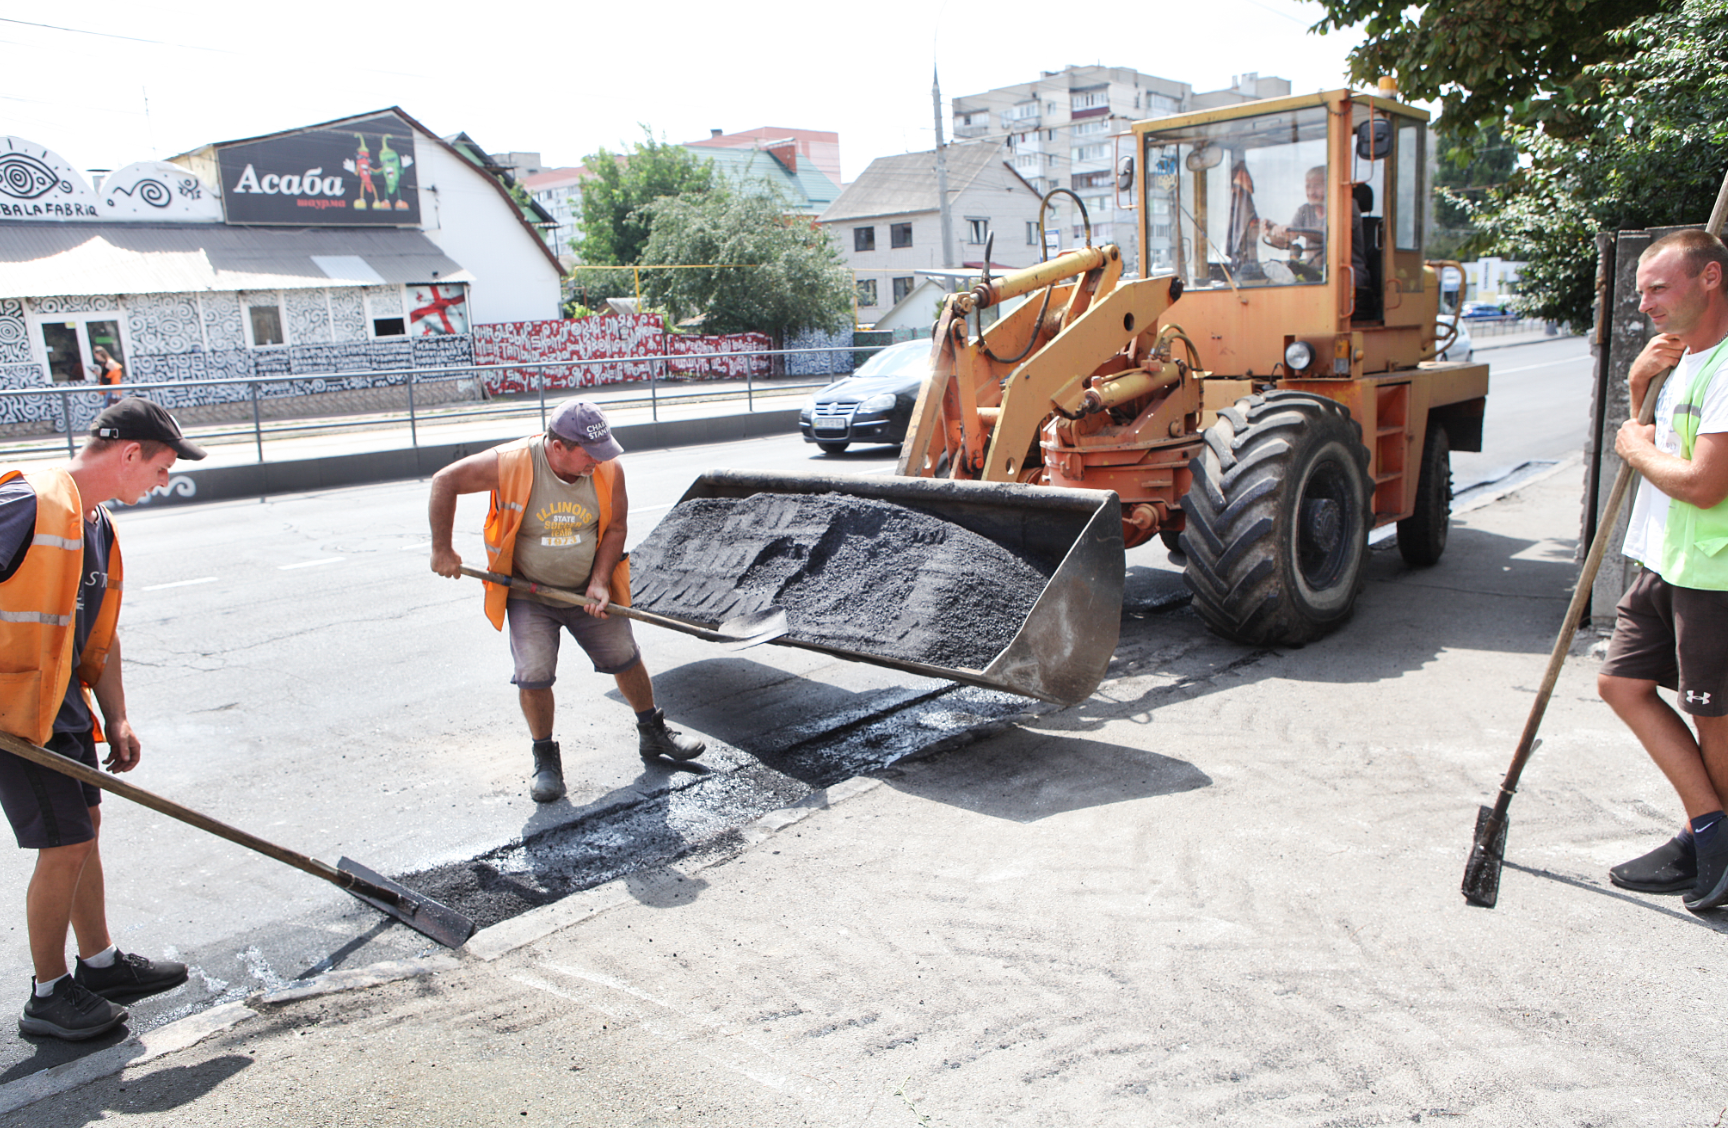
[0,398,201,1041]
[1600,229,1728,913]
[428,399,706,804]
[1262,166,1370,305]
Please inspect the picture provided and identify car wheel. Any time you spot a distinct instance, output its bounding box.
[817,441,849,455]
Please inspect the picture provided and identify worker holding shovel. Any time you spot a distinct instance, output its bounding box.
[429,400,706,805]
[1600,230,1728,911]
[0,399,204,1040]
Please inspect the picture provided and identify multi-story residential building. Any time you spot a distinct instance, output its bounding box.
[952,66,1291,274]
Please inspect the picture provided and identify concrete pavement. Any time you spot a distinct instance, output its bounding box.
[4,447,1722,1126]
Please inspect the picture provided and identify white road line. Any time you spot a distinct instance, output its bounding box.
[400,541,430,550]
[635,502,674,514]
[1491,359,1588,375]
[138,576,218,592]
[278,557,345,570]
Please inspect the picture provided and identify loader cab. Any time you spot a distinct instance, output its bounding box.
[1134,89,1433,378]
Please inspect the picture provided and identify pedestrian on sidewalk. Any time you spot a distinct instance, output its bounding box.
[427,400,706,803]
[88,347,123,408]
[0,398,205,1041]
[1600,230,1728,911]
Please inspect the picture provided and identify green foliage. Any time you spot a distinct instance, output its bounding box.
[1428,121,1519,262]
[1311,0,1677,140]
[561,267,639,319]
[575,128,715,266]
[1469,0,1728,328]
[639,185,853,340]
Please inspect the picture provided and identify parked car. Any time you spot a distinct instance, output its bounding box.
[799,338,930,454]
[1460,300,1512,320]
[1437,314,1474,362]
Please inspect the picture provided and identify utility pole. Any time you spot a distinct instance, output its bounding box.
[932,68,956,272]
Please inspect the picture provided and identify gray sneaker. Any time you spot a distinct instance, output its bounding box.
[638,709,705,762]
[20,977,128,1041]
[74,950,189,1002]
[530,740,565,803]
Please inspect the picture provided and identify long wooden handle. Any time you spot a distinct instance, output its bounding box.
[456,565,709,635]
[0,730,404,908]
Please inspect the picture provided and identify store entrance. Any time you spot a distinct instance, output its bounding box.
[35,318,125,385]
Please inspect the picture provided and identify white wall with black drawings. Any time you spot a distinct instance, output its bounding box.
[0,285,476,431]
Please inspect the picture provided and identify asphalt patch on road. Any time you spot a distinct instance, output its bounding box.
[630,492,1054,670]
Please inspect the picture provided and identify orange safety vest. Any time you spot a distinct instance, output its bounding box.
[480,438,630,630]
[0,469,123,745]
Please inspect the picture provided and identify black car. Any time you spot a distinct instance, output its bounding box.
[799,338,930,454]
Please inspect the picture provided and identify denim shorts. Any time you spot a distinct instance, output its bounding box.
[505,596,642,687]
[0,727,100,849]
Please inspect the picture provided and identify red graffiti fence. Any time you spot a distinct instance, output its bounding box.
[472,314,771,395]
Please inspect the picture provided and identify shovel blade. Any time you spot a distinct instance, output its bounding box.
[716,607,789,650]
[1461,805,1508,909]
[338,857,475,948]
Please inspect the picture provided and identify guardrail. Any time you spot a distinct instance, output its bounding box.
[1460,315,1561,338]
[0,342,882,463]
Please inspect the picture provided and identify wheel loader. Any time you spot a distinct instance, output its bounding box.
[640,87,1489,706]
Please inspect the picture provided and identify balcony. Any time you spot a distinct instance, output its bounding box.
[952,122,991,139]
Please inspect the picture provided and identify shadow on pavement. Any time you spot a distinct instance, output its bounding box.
[8,1053,251,1123]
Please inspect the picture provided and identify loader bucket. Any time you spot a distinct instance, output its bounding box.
[643,470,1123,706]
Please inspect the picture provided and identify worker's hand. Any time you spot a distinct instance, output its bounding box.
[1630,333,1687,409]
[430,546,462,578]
[104,720,140,773]
[583,581,610,618]
[1616,419,1657,460]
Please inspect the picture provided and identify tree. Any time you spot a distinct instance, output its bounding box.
[639,186,853,343]
[1427,121,1518,263]
[1466,0,1728,328]
[1312,0,1676,139]
[575,128,715,266]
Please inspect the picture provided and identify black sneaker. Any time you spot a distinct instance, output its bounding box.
[19,977,128,1041]
[1683,831,1728,912]
[1610,834,1696,894]
[638,709,705,762]
[73,950,189,1002]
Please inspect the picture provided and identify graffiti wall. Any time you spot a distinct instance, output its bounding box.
[472,314,771,395]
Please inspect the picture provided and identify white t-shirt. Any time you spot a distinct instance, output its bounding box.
[1622,342,1728,569]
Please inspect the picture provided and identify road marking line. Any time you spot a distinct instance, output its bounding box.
[139,576,218,592]
[1491,359,1587,375]
[400,541,430,550]
[278,557,345,570]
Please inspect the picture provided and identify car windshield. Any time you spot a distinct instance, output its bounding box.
[852,341,929,379]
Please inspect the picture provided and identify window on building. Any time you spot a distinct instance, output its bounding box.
[372,317,406,337]
[854,226,876,252]
[856,278,878,307]
[967,218,989,245]
[1071,89,1107,111]
[247,298,285,347]
[1071,144,1109,164]
[892,276,915,304]
[890,223,913,249]
[1074,119,1111,137]
[1026,221,1040,246]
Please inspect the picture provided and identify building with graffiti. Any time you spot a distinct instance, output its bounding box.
[0,108,563,434]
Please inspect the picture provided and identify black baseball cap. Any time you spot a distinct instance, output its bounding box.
[90,397,208,461]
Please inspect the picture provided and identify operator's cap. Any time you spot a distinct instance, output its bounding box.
[548,399,624,461]
[90,396,207,461]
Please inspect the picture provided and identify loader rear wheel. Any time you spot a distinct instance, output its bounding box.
[1396,420,1451,566]
[1179,391,1372,645]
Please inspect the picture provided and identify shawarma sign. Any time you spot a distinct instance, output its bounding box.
[216,114,420,226]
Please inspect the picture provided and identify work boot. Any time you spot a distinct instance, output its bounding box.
[529,740,565,803]
[638,709,706,762]
[19,977,128,1041]
[1609,834,1696,895]
[74,950,189,1002]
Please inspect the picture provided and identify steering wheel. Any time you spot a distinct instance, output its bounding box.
[1263,226,1325,282]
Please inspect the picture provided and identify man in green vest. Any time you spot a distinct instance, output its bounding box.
[1600,229,1728,912]
[428,400,706,805]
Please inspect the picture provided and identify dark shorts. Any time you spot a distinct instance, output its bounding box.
[0,728,100,849]
[505,596,642,688]
[1602,567,1728,716]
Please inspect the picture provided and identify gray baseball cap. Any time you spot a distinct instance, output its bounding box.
[548,399,624,460]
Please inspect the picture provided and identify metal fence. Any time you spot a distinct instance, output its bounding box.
[0,342,883,463]
[1462,315,1564,338]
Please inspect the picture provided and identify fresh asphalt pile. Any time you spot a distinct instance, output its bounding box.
[629,492,1055,670]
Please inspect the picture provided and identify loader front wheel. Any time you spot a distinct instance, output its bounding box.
[1179,391,1372,645]
[1396,420,1451,566]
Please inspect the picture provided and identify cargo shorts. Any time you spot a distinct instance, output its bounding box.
[1602,567,1728,716]
[0,727,101,849]
[505,596,642,687]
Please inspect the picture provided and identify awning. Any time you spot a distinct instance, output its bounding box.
[0,223,472,299]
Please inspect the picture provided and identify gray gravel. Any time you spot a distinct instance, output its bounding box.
[630,492,1053,670]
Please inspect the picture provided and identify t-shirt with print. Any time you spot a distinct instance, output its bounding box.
[510,438,602,603]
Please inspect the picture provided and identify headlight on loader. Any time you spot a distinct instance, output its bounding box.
[1284,341,1315,373]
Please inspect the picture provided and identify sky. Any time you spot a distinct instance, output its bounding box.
[0,1,1366,185]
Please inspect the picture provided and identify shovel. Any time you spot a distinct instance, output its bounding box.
[1463,173,1728,907]
[458,565,788,649]
[0,731,474,948]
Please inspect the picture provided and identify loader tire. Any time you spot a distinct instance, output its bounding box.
[1396,420,1451,566]
[1179,391,1372,646]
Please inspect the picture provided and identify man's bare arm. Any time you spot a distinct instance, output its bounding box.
[583,464,630,617]
[90,633,139,772]
[429,449,500,577]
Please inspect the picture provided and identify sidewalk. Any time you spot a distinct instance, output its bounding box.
[5,456,1721,1126]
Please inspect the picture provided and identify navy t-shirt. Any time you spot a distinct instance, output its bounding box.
[0,476,114,733]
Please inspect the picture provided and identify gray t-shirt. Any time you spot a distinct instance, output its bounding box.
[0,476,114,733]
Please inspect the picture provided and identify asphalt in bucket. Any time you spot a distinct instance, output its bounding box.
[629,492,1055,671]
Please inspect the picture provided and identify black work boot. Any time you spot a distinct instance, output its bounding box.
[638,709,706,762]
[529,739,565,803]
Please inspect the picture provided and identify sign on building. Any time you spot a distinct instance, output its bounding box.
[217,114,419,226]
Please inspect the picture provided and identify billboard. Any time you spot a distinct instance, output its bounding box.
[216,114,419,226]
